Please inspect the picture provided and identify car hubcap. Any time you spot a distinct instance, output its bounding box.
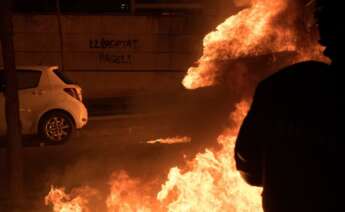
[45,116,71,141]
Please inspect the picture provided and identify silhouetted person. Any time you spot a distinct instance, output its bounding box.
[235,0,342,211]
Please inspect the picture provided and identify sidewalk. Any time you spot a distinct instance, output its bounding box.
[84,96,132,117]
[84,86,230,118]
[84,92,188,117]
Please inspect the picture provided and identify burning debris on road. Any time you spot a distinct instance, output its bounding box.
[146,136,192,145]
[45,186,98,212]
[46,101,262,212]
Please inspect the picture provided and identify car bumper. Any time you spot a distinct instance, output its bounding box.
[74,103,88,129]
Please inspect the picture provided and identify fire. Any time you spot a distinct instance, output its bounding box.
[146,136,191,144]
[45,186,97,212]
[106,171,158,212]
[183,0,291,89]
[46,101,262,212]
[157,101,262,212]
[182,0,325,89]
[45,0,326,211]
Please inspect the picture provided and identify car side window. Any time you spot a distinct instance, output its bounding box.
[17,70,41,90]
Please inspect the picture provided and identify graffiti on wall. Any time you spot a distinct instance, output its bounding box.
[89,38,138,49]
[98,52,132,64]
[90,38,138,64]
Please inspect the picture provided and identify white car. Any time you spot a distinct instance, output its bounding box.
[0,66,88,143]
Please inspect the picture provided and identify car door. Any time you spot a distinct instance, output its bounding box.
[16,70,44,134]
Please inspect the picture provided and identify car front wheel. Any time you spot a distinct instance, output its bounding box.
[39,111,75,143]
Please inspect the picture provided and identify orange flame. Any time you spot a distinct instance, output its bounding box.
[182,0,325,89]
[157,101,262,212]
[45,186,97,212]
[106,171,157,212]
[45,101,262,212]
[146,136,191,144]
[45,0,325,211]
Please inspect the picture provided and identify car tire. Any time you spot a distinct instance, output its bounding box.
[38,111,75,144]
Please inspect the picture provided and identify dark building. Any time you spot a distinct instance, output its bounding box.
[0,0,234,99]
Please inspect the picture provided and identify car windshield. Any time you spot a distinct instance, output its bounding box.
[53,69,75,84]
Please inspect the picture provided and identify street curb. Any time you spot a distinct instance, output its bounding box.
[88,112,169,121]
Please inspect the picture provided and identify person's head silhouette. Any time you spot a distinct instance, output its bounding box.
[315,0,342,64]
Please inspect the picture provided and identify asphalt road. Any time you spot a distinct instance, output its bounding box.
[0,112,226,211]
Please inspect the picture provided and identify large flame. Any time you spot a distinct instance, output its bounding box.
[46,101,261,212]
[182,0,325,89]
[157,101,262,212]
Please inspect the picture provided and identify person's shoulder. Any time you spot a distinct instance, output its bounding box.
[268,61,329,81]
[280,60,328,73]
[259,61,330,88]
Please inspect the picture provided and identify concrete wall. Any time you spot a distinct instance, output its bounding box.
[0,14,211,98]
